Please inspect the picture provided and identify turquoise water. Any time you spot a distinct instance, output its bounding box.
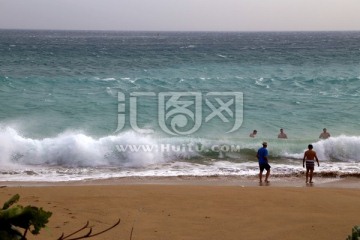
[0,30,360,181]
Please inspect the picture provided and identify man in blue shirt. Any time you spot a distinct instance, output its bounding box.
[257,142,271,183]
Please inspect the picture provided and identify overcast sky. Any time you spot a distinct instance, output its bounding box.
[1,0,360,31]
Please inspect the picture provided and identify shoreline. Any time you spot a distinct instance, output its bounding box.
[1,175,359,188]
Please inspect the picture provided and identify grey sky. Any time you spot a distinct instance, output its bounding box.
[1,0,360,31]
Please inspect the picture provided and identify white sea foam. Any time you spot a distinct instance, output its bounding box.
[180,45,195,49]
[101,77,116,81]
[1,127,360,167]
[313,136,360,161]
[1,127,360,182]
[0,127,165,169]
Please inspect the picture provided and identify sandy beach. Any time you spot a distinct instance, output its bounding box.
[1,177,359,240]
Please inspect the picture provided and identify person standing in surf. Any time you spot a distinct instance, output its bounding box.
[257,142,270,183]
[249,130,257,137]
[278,128,288,139]
[319,128,330,139]
[303,144,320,184]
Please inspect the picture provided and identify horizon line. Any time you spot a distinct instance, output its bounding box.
[1,27,360,33]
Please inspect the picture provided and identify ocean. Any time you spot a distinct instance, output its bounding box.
[0,30,360,182]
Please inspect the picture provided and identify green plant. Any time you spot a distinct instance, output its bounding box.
[347,225,360,240]
[0,194,52,240]
[1,194,121,240]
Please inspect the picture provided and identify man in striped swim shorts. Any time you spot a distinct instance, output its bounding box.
[302,144,320,184]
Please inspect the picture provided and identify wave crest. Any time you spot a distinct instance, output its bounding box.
[1,127,360,170]
[0,127,164,168]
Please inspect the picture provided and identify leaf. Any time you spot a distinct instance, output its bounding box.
[1,205,52,237]
[7,206,52,234]
[0,205,24,220]
[2,194,20,210]
[28,207,53,234]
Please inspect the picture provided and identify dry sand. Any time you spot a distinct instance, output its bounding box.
[1,177,359,240]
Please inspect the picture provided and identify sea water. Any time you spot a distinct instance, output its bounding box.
[0,30,360,181]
